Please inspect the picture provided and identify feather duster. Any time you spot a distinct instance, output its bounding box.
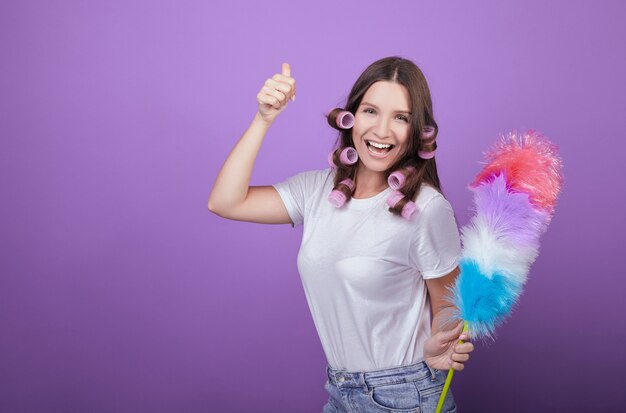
[435,130,564,413]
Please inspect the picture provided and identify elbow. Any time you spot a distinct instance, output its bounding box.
[208,199,231,219]
[208,198,222,216]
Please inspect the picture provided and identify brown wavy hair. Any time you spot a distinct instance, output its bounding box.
[325,56,442,217]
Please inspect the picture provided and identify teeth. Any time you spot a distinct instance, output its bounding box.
[368,140,392,149]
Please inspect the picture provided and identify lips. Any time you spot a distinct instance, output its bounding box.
[365,140,394,158]
[365,139,395,150]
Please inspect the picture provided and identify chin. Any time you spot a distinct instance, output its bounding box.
[360,159,391,172]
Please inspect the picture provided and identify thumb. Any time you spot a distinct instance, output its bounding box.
[437,321,464,342]
[282,62,291,77]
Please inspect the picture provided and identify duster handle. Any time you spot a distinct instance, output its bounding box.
[435,321,469,413]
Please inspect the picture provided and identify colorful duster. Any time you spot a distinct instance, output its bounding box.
[435,130,564,413]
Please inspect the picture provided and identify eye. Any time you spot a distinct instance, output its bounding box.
[362,108,408,122]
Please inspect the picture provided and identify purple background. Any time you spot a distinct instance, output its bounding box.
[1,1,624,412]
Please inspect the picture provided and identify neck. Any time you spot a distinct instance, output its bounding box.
[352,164,388,198]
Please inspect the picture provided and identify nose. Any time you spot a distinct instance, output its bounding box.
[374,116,391,139]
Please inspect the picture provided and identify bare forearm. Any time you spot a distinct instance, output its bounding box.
[426,266,462,335]
[430,304,457,336]
[208,112,272,211]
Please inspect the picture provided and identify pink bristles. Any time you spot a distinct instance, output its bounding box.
[471,130,564,214]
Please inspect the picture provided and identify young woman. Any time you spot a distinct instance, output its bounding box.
[209,56,474,413]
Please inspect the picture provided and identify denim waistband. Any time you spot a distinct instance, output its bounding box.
[326,360,437,389]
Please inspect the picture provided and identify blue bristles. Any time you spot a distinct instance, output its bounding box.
[452,258,523,340]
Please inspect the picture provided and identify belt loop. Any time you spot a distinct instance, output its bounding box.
[360,372,369,394]
[426,363,437,382]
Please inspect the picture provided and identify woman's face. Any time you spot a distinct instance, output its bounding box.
[352,81,412,173]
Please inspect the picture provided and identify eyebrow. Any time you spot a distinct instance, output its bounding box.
[361,101,412,115]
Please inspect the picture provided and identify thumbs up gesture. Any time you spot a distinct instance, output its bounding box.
[256,62,297,125]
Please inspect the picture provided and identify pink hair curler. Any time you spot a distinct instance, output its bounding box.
[339,147,358,165]
[388,166,416,190]
[328,178,355,208]
[400,201,417,220]
[328,191,347,208]
[386,189,418,220]
[339,177,355,191]
[328,151,336,169]
[386,190,405,209]
[421,125,436,140]
[418,125,436,159]
[336,111,355,129]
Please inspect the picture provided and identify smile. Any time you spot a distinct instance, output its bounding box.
[365,140,395,158]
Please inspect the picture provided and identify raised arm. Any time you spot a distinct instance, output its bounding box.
[208,63,296,224]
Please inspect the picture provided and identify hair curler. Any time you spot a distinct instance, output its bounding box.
[386,190,417,220]
[388,166,416,190]
[336,111,355,129]
[328,147,359,169]
[328,178,355,208]
[421,125,436,140]
[339,147,358,165]
[328,151,336,169]
[418,125,437,159]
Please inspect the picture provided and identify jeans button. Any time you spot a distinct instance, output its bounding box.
[337,376,345,382]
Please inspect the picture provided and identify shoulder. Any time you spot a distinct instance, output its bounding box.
[291,167,334,187]
[413,183,457,228]
[304,167,334,181]
[414,183,450,212]
[276,167,335,193]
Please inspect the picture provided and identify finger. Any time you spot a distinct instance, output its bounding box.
[282,62,291,77]
[268,78,295,103]
[258,93,281,109]
[451,353,470,363]
[267,80,293,104]
[259,87,284,109]
[450,362,465,371]
[271,73,296,101]
[263,85,287,103]
[266,79,291,95]
[272,73,295,86]
[455,342,474,354]
[438,322,464,342]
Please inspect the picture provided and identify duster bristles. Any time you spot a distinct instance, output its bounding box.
[451,258,522,340]
[449,130,564,340]
[471,130,564,215]
[471,173,550,249]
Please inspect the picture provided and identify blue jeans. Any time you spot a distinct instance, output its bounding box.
[322,360,457,413]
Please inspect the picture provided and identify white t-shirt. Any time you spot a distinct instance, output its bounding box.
[272,167,462,372]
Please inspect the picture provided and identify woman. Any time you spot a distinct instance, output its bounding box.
[209,56,474,413]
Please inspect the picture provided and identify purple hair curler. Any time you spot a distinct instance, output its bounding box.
[386,189,418,220]
[339,147,358,165]
[336,111,355,129]
[328,178,355,208]
[418,150,436,159]
[388,166,416,190]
